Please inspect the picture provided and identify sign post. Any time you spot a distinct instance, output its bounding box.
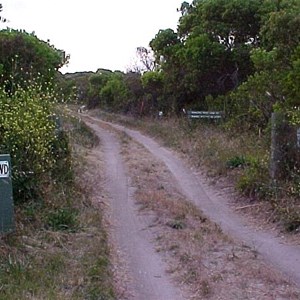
[0,154,15,233]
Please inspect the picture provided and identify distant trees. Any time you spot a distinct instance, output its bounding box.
[61,0,299,127]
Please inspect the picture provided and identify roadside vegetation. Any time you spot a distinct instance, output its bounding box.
[0,27,115,298]
[0,114,115,299]
[93,110,300,233]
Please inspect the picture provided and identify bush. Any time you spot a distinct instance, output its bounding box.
[0,80,69,202]
[236,161,270,199]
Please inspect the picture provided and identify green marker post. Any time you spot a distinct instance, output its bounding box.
[0,154,15,233]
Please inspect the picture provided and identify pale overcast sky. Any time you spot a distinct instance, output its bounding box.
[0,0,183,73]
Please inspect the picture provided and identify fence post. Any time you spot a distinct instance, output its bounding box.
[0,154,15,234]
[269,112,300,181]
[270,112,286,181]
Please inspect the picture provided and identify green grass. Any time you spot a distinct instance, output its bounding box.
[0,252,64,299]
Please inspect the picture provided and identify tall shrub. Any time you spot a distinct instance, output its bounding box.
[0,80,67,202]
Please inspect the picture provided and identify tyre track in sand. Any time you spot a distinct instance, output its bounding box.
[85,119,186,300]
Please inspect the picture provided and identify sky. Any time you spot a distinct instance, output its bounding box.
[0,0,183,73]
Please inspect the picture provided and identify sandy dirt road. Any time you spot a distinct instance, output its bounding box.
[86,120,186,300]
[83,115,300,299]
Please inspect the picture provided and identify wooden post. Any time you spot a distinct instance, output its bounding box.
[270,112,285,180]
[270,111,300,182]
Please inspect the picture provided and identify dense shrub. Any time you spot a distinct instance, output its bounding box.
[0,29,66,90]
[0,80,69,202]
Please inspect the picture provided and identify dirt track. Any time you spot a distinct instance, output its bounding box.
[84,115,300,299]
[86,120,185,299]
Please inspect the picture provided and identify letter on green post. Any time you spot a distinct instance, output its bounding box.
[0,154,15,233]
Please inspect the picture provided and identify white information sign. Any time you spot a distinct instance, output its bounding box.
[0,161,9,178]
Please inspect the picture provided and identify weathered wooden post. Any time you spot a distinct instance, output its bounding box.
[270,112,300,181]
[0,154,15,233]
[270,112,286,180]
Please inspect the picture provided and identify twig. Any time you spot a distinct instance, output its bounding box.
[235,203,261,210]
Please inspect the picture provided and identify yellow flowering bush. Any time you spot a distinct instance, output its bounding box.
[0,80,68,202]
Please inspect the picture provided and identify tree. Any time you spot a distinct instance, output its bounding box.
[222,0,300,130]
[148,0,267,112]
[99,72,131,112]
[123,71,144,115]
[150,28,180,62]
[0,29,66,91]
[87,70,112,108]
[141,71,164,113]
[135,47,156,73]
[261,1,300,58]
[178,0,262,48]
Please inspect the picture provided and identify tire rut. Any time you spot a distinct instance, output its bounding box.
[86,120,186,300]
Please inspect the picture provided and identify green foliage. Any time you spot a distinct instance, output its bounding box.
[283,45,300,107]
[221,0,300,131]
[46,207,78,232]
[236,160,270,199]
[150,29,180,60]
[183,0,262,47]
[55,76,78,103]
[141,71,164,88]
[87,72,111,108]
[0,29,66,89]
[250,48,279,72]
[226,155,248,169]
[148,0,265,113]
[261,1,300,54]
[0,80,69,202]
[224,71,284,130]
[55,0,300,124]
[287,109,300,126]
[99,72,131,112]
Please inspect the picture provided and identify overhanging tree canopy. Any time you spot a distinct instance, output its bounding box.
[0,29,67,90]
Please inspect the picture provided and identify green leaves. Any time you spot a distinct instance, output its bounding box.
[99,73,131,112]
[0,29,66,88]
[0,80,66,202]
[150,29,180,62]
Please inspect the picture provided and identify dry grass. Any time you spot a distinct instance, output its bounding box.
[94,111,300,233]
[118,131,300,299]
[0,115,115,300]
